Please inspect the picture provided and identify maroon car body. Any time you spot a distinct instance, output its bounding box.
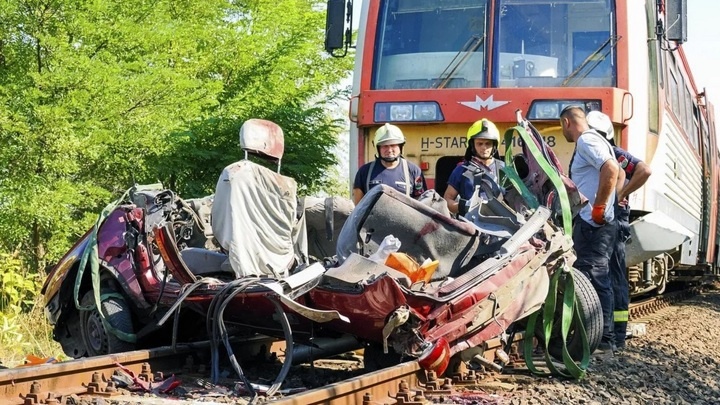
[42,119,600,378]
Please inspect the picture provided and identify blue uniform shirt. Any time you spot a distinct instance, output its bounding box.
[353,158,426,198]
[447,158,504,200]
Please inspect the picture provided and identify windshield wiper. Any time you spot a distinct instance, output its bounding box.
[434,34,486,89]
[561,35,620,87]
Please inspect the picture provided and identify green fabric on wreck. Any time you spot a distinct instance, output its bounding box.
[504,124,589,379]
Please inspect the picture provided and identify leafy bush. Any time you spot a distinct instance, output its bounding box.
[0,253,55,364]
[0,253,41,356]
[0,253,40,313]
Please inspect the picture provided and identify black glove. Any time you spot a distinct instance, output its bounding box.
[458,198,470,216]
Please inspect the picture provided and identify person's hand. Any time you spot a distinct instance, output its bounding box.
[591,204,606,225]
[617,191,628,204]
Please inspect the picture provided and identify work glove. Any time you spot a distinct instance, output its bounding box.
[458,198,470,216]
[591,204,606,225]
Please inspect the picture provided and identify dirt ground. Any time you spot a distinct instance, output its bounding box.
[502,288,720,404]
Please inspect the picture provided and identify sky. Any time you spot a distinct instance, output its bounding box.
[682,0,720,118]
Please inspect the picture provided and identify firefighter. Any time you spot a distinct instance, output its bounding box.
[587,110,652,351]
[561,105,619,353]
[443,118,505,215]
[352,123,426,205]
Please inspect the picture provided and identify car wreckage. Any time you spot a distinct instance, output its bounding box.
[42,118,602,392]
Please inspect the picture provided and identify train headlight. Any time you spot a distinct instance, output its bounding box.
[414,103,439,120]
[374,102,444,123]
[528,100,602,120]
[390,104,413,121]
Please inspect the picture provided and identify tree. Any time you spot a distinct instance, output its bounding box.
[0,0,353,270]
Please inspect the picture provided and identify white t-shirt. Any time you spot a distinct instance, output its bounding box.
[570,129,616,225]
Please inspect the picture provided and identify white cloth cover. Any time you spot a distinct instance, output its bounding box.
[211,160,307,278]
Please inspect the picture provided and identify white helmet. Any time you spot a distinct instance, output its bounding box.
[586,111,614,141]
[374,123,406,146]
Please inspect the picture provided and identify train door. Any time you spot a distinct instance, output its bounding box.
[434,156,464,197]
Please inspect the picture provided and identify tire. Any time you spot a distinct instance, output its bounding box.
[55,309,88,359]
[537,269,603,361]
[80,290,136,356]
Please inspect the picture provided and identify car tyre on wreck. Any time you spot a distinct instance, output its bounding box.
[533,269,602,361]
[79,289,136,357]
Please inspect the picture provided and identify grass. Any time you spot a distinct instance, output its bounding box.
[0,295,67,368]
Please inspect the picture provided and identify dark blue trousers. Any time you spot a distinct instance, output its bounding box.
[609,204,631,346]
[573,218,617,345]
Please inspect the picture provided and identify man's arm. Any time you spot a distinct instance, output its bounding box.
[618,161,652,202]
[592,159,619,224]
[352,188,364,205]
[596,159,618,205]
[410,164,428,198]
[615,161,626,200]
[443,185,461,214]
[352,164,369,205]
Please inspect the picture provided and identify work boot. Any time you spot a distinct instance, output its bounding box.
[595,340,616,356]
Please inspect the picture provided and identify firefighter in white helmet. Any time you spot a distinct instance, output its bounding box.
[586,110,651,351]
[352,123,426,205]
[443,118,505,215]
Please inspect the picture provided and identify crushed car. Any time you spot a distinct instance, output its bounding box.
[42,118,602,390]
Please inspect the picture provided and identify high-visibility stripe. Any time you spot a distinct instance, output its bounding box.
[614,310,629,322]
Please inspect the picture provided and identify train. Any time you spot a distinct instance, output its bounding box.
[325,0,719,296]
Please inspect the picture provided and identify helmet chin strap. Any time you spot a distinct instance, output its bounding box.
[377,145,403,163]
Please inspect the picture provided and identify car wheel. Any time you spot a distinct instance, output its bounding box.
[80,290,136,356]
[54,309,88,359]
[537,269,603,361]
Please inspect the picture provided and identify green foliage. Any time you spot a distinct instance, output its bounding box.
[0,253,46,354]
[0,253,40,313]
[0,0,353,269]
[0,294,63,366]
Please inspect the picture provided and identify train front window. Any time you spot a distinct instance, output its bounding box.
[495,0,616,88]
[372,0,488,90]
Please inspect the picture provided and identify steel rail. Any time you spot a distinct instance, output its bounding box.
[0,344,197,405]
[273,361,425,404]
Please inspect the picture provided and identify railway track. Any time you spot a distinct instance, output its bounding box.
[0,348,501,405]
[1,288,701,405]
[628,287,700,321]
[0,344,195,405]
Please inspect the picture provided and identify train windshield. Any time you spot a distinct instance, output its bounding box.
[372,0,488,90]
[371,0,616,90]
[495,0,616,88]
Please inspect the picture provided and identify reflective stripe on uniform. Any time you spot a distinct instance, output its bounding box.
[613,310,629,322]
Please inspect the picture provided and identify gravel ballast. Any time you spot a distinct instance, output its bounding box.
[505,288,720,404]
